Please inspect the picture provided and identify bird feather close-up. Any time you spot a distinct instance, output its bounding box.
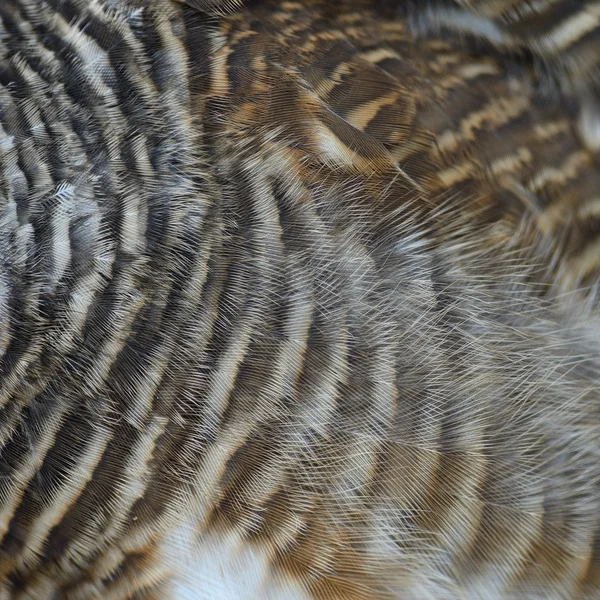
[0,0,599,598]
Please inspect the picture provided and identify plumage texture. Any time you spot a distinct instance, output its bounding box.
[0,0,598,598]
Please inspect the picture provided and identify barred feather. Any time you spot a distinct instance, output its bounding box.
[0,0,598,599]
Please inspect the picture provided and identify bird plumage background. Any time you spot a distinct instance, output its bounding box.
[0,0,598,598]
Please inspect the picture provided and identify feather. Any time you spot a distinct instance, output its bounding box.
[0,0,598,598]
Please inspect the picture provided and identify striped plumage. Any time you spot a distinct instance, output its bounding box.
[0,0,598,598]
[413,0,600,91]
